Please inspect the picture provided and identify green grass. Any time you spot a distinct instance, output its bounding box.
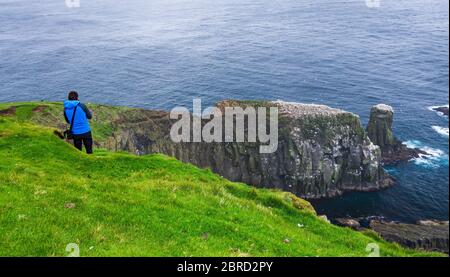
[0,102,444,257]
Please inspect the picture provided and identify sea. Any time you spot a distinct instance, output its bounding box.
[0,0,448,223]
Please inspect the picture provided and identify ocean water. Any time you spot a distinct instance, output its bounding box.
[0,0,448,222]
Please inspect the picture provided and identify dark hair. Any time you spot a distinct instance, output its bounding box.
[68,91,79,101]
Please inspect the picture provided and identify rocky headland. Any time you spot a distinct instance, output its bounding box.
[99,100,393,199]
[5,101,438,198]
[8,100,396,199]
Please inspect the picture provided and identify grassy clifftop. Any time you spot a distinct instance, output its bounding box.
[0,102,442,257]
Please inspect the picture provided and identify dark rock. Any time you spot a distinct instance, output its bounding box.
[366,104,426,164]
[380,147,427,165]
[433,106,449,117]
[334,218,361,230]
[369,220,449,254]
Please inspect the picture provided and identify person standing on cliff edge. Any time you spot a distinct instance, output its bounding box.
[63,91,94,154]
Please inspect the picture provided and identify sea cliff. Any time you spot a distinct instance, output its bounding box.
[26,100,392,199]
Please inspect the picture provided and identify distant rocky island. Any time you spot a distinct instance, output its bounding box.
[432,105,449,117]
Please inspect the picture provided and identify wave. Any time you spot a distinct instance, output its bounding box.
[432,126,449,137]
[403,140,449,168]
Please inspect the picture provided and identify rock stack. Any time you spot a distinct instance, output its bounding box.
[366,104,425,164]
[366,104,396,150]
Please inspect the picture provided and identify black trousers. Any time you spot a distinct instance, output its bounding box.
[73,131,93,154]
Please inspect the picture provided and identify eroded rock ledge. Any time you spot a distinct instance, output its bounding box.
[99,100,392,199]
[333,217,449,253]
[370,220,449,254]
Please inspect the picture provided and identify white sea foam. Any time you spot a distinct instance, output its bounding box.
[403,140,448,168]
[432,126,449,137]
[403,140,422,149]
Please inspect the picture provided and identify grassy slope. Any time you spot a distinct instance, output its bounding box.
[3,102,132,143]
[0,102,443,257]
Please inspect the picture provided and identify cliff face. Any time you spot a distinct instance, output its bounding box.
[99,100,390,199]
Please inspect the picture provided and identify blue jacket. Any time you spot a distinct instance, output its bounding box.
[64,100,92,135]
